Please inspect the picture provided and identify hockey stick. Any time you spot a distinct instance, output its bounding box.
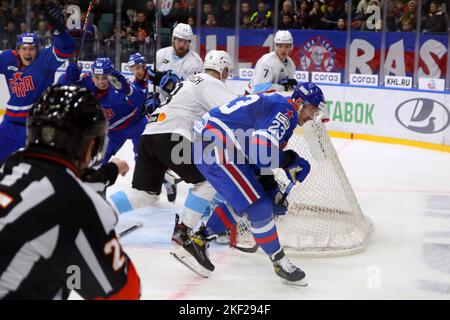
[77,0,96,61]
[229,182,295,254]
[118,221,144,238]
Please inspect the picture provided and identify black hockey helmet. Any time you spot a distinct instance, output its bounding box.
[27,84,108,163]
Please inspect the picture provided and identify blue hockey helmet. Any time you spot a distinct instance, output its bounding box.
[92,57,114,75]
[291,82,329,122]
[16,33,40,48]
[291,82,325,108]
[127,52,146,68]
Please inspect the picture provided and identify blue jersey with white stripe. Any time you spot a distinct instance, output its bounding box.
[0,31,75,123]
[59,73,146,131]
[132,78,149,96]
[201,93,298,168]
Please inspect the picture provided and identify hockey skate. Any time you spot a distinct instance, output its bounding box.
[171,220,215,278]
[170,214,191,247]
[270,250,308,287]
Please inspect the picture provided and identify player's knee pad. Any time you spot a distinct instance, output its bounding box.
[205,202,239,236]
[181,181,216,228]
[245,196,273,229]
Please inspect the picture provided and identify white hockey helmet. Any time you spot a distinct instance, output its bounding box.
[172,23,194,41]
[274,30,293,45]
[203,50,233,81]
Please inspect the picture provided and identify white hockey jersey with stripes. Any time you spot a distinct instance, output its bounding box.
[143,72,237,141]
[247,52,296,94]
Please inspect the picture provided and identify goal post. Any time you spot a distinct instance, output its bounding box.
[235,120,374,256]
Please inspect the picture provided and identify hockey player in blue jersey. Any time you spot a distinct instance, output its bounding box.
[0,7,75,163]
[127,52,181,107]
[59,57,147,163]
[173,82,328,286]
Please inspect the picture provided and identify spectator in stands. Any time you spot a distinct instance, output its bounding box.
[217,0,235,28]
[166,1,188,27]
[356,0,370,17]
[29,10,40,32]
[34,20,51,47]
[132,12,153,37]
[309,0,324,29]
[241,14,252,28]
[241,1,252,16]
[3,21,18,49]
[205,14,218,27]
[0,1,11,14]
[51,0,65,11]
[321,1,341,29]
[201,2,214,25]
[335,17,346,30]
[187,15,195,27]
[133,28,150,49]
[186,0,196,19]
[19,22,27,34]
[422,1,448,32]
[10,7,25,30]
[32,0,46,15]
[0,9,6,30]
[296,0,311,29]
[279,14,296,29]
[398,0,417,31]
[144,0,156,23]
[361,0,382,31]
[391,0,406,20]
[280,0,295,19]
[250,1,273,28]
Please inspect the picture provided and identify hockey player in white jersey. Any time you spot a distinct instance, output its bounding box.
[109,51,236,234]
[156,23,203,99]
[246,30,297,94]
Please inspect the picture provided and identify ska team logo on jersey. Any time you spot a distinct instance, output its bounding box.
[300,36,336,72]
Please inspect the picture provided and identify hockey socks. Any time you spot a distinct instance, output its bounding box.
[246,196,282,256]
[109,188,159,213]
[204,202,238,237]
[181,181,216,229]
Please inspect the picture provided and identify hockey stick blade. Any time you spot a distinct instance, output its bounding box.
[231,243,259,253]
[118,221,143,238]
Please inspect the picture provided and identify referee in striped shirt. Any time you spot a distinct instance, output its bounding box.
[0,85,140,300]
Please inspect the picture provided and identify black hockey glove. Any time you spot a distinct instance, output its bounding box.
[279,78,298,91]
[143,92,161,116]
[44,5,66,35]
[147,68,181,94]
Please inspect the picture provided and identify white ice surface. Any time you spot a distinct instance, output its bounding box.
[74,138,450,300]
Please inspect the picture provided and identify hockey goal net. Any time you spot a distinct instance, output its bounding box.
[235,120,374,256]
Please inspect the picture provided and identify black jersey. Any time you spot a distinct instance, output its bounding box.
[0,149,140,300]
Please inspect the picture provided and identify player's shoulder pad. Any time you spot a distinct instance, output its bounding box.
[286,56,296,66]
[0,50,19,66]
[189,50,203,65]
[259,52,275,63]
[266,93,292,110]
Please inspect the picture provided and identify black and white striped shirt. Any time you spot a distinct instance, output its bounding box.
[0,149,140,300]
